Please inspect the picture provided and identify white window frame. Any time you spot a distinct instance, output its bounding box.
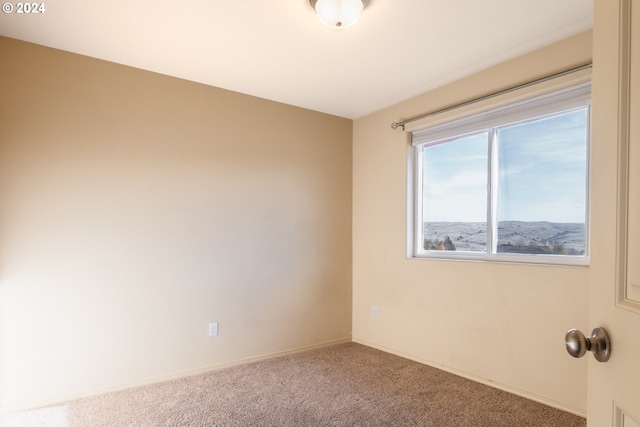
[407,81,591,266]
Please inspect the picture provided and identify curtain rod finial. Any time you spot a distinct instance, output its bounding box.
[391,122,403,130]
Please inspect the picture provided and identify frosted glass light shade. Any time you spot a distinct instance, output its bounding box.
[312,0,366,29]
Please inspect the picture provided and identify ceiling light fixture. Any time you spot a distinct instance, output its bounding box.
[309,0,369,29]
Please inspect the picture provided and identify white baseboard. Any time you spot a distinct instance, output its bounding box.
[352,337,587,418]
[1,336,352,416]
[3,336,584,419]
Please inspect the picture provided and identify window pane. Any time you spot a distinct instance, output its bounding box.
[496,108,588,256]
[422,132,488,253]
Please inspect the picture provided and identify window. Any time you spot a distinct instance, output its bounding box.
[410,82,590,265]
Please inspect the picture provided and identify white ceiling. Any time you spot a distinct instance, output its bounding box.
[0,0,593,119]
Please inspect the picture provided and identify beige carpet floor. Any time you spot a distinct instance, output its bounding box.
[2,342,586,427]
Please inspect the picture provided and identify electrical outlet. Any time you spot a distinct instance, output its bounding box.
[372,307,379,319]
[208,322,218,337]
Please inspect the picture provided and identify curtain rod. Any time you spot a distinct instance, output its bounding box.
[390,63,592,131]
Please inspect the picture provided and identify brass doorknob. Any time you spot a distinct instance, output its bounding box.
[565,327,611,362]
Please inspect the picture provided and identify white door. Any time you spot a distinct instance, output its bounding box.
[588,0,640,425]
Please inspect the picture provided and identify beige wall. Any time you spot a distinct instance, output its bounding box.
[352,31,592,415]
[0,37,352,411]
